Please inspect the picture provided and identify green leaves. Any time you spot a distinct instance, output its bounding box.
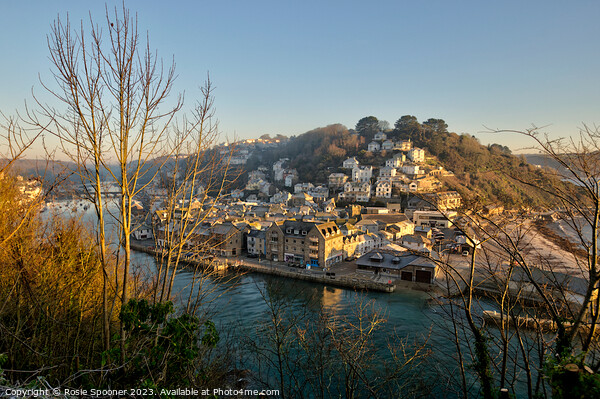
[111,299,219,387]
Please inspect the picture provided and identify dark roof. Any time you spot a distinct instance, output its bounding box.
[282,220,317,238]
[356,249,436,270]
[247,229,266,239]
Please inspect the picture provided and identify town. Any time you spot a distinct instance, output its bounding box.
[114,132,470,291]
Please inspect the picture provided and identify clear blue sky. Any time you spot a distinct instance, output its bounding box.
[1,0,599,155]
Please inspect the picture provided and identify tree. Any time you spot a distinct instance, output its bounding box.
[429,124,600,397]
[355,116,379,141]
[377,120,391,132]
[422,118,448,135]
[27,4,194,357]
[393,115,422,141]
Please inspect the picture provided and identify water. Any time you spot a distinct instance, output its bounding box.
[47,199,531,397]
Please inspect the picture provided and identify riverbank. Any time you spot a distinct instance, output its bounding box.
[129,241,433,293]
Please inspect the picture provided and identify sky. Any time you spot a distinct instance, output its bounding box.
[1,0,599,157]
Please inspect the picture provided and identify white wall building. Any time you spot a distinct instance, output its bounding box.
[379,166,397,179]
[408,148,425,163]
[328,173,348,189]
[367,141,381,152]
[386,154,405,168]
[374,132,387,141]
[381,140,394,150]
[343,157,360,169]
[352,166,373,183]
[375,181,392,198]
[400,164,420,176]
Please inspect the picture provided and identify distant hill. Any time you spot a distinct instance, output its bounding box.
[245,117,577,209]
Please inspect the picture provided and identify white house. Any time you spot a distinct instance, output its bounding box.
[374,132,387,141]
[367,141,381,152]
[386,154,405,168]
[352,166,373,183]
[400,235,433,252]
[132,225,153,240]
[356,232,382,256]
[328,173,348,189]
[294,182,315,194]
[284,173,295,187]
[400,164,420,176]
[340,181,371,203]
[379,166,397,179]
[271,191,292,204]
[343,157,360,169]
[408,148,425,163]
[273,159,288,181]
[381,140,394,150]
[375,181,392,198]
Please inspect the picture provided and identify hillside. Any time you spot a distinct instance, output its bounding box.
[245,116,577,209]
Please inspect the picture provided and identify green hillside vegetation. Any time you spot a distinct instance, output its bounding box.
[388,115,570,208]
[247,116,574,208]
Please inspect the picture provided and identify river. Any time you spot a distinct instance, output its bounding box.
[46,199,524,397]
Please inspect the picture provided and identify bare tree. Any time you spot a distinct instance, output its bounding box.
[428,124,600,397]
[26,5,190,356]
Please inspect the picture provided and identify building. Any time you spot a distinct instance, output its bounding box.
[400,164,420,176]
[412,210,458,228]
[385,154,405,168]
[273,158,288,181]
[132,224,153,240]
[308,185,329,201]
[375,181,392,198]
[381,140,394,150]
[265,220,343,268]
[340,181,371,203]
[343,157,360,169]
[294,182,315,194]
[322,198,336,213]
[400,235,433,252]
[407,191,462,211]
[368,141,381,152]
[394,140,412,151]
[328,173,348,189]
[356,249,437,284]
[306,221,344,268]
[379,166,397,179]
[247,229,266,255]
[209,222,243,257]
[408,148,425,163]
[374,132,387,141]
[352,166,373,183]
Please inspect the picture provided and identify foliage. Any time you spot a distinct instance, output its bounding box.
[544,353,600,399]
[247,124,363,183]
[103,299,220,388]
[355,116,380,141]
[0,189,110,384]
